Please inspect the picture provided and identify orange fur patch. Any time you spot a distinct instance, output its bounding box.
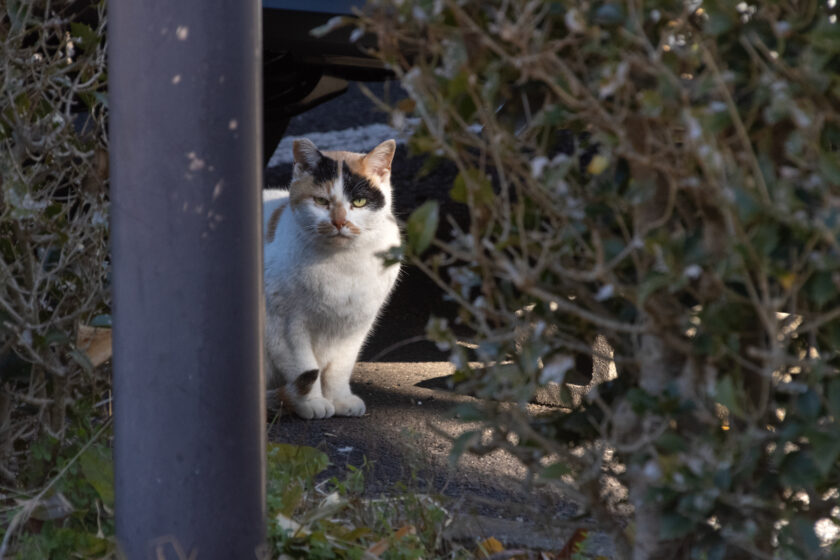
[266,201,288,243]
[322,150,375,181]
[289,181,313,206]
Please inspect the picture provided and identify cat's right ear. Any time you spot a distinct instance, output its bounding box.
[292,138,323,174]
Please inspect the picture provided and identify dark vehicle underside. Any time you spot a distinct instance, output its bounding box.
[262,1,392,164]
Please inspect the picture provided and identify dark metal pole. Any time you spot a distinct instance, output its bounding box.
[108,1,265,558]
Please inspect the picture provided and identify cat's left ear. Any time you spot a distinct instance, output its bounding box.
[363,139,396,178]
[293,138,324,172]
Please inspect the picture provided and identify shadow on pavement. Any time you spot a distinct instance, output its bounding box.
[268,363,577,526]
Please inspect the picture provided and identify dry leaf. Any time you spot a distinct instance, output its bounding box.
[474,536,504,558]
[76,324,112,367]
[29,492,74,521]
[275,512,306,536]
[396,98,417,113]
[366,525,416,557]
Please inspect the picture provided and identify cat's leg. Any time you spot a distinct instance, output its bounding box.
[266,319,335,419]
[320,331,368,417]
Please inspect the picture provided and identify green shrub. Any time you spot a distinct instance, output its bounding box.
[359,1,840,558]
[0,0,110,495]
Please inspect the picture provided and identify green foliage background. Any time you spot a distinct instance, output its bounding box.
[1,0,110,459]
[1,1,111,555]
[359,1,840,558]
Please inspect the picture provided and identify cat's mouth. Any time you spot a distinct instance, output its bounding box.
[316,221,359,242]
[326,231,356,242]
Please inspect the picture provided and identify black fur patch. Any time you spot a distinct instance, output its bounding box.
[342,162,385,210]
[294,369,319,395]
[311,155,339,185]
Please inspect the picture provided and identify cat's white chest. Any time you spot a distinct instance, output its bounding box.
[261,139,401,419]
[303,248,399,326]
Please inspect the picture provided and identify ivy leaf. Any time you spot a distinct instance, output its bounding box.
[90,314,112,328]
[80,444,115,508]
[637,272,670,306]
[795,389,821,421]
[659,512,694,540]
[68,348,94,375]
[805,271,835,308]
[780,450,820,489]
[819,151,840,185]
[451,169,493,205]
[627,387,657,414]
[781,516,821,557]
[70,22,99,54]
[405,200,439,255]
[807,429,840,476]
[540,462,572,480]
[453,402,483,422]
[751,223,779,257]
[828,378,840,419]
[733,186,760,223]
[810,19,840,54]
[593,4,625,27]
[713,468,731,491]
[42,329,70,347]
[656,431,687,454]
[715,376,743,418]
[704,4,736,36]
[6,0,25,32]
[449,430,481,466]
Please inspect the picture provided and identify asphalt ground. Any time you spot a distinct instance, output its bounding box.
[264,82,615,554]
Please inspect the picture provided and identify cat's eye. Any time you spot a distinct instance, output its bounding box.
[351,198,367,208]
[313,196,329,206]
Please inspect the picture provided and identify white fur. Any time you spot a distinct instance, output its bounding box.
[263,146,401,419]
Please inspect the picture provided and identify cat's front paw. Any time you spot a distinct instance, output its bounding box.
[332,394,366,417]
[294,396,336,419]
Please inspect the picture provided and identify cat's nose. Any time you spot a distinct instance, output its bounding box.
[331,208,347,230]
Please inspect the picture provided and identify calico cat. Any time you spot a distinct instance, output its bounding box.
[263,138,401,419]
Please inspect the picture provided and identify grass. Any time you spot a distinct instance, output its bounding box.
[1,422,469,559]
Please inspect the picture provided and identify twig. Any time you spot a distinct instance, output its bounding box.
[366,335,434,362]
[700,44,770,204]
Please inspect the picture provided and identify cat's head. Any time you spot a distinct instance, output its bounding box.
[288,138,396,246]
